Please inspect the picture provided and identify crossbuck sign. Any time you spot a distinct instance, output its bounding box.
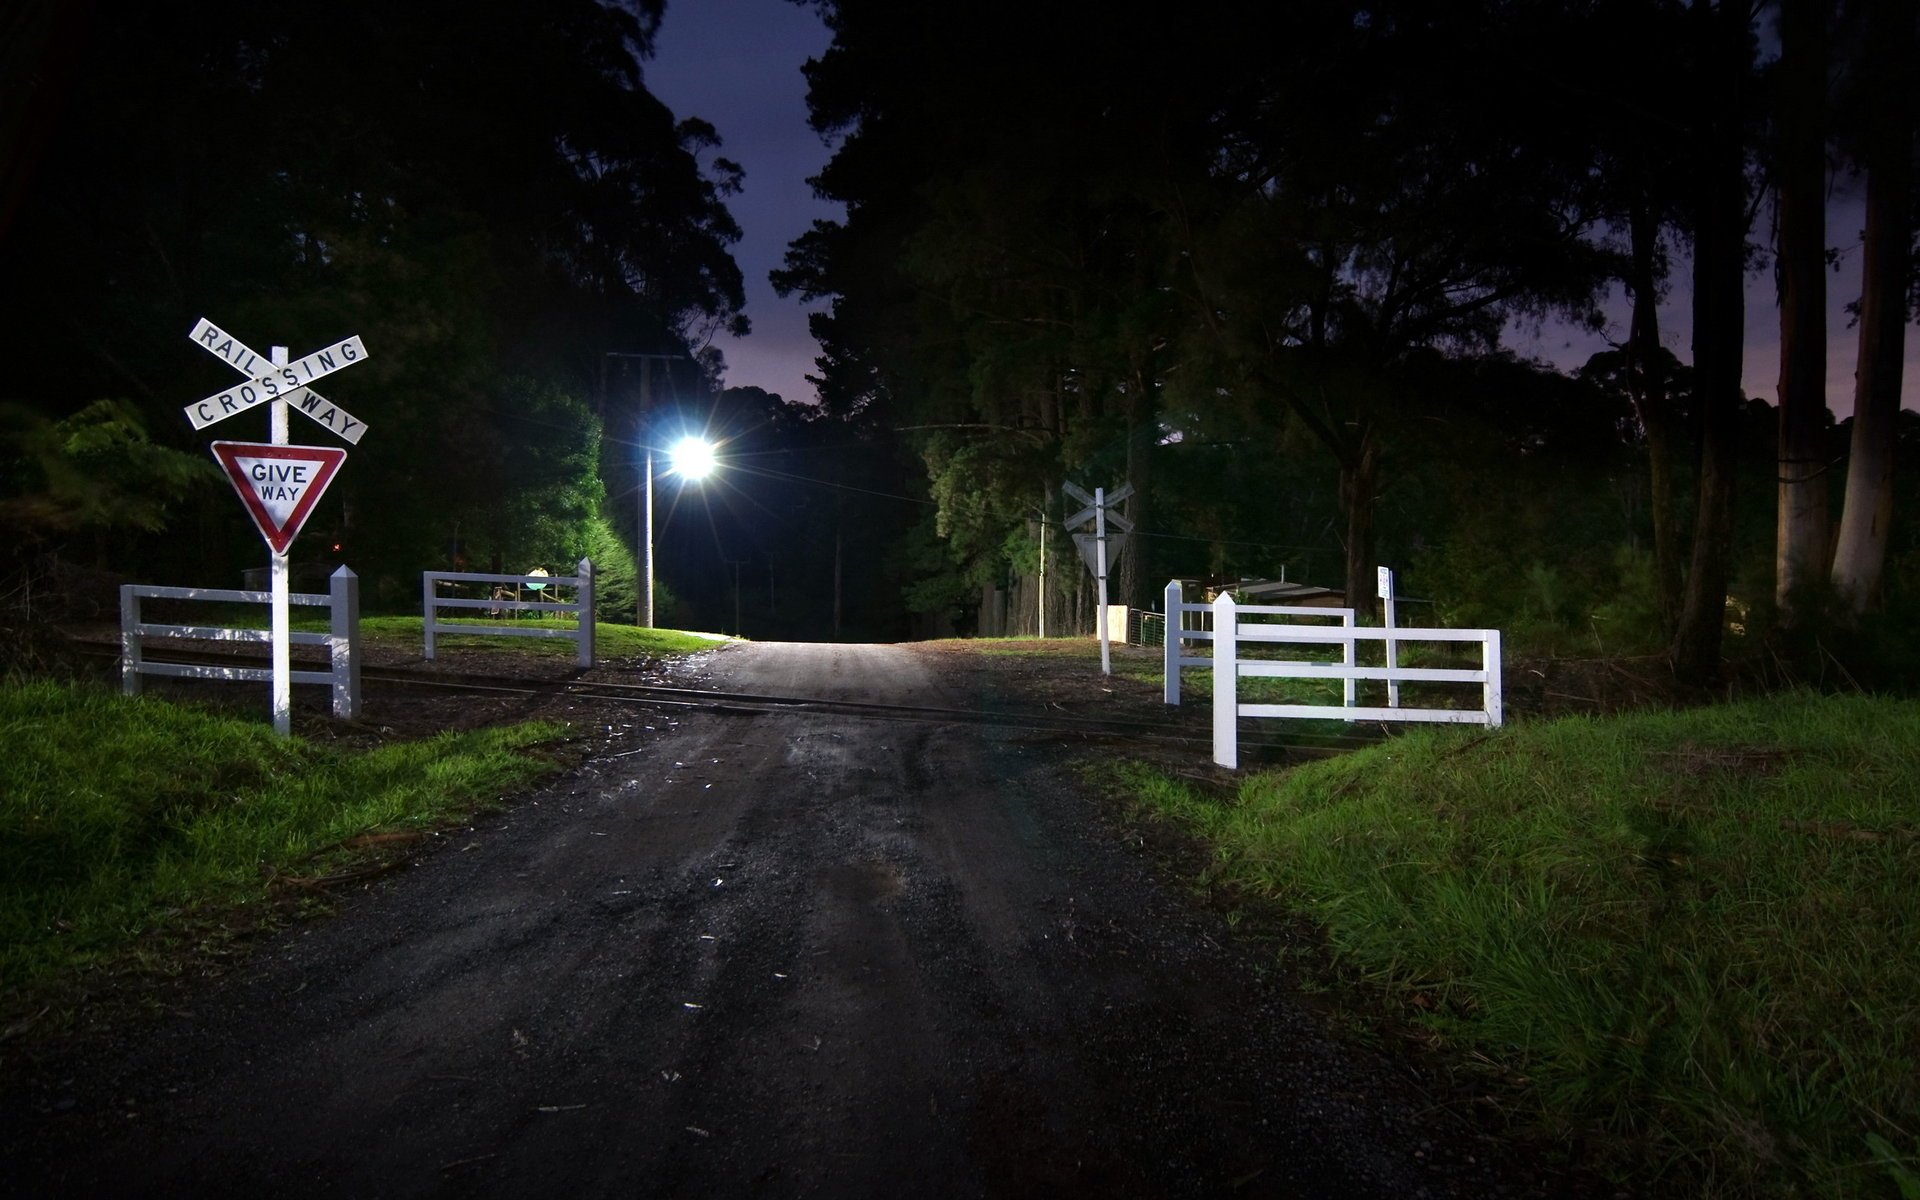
[184,319,370,442]
[182,319,370,735]
[1063,480,1133,677]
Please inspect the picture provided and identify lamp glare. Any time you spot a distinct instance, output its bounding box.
[670,436,717,481]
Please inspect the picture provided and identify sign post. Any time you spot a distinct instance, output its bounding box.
[1378,565,1400,709]
[186,321,366,735]
[1064,480,1134,676]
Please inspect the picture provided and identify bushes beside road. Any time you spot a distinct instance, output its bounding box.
[1116,692,1920,1198]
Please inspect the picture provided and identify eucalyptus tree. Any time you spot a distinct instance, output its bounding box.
[1772,0,1834,621]
[1671,0,1766,683]
[1173,0,1619,617]
[1829,0,1918,614]
[779,0,1213,616]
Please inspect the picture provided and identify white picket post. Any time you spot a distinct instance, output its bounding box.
[1163,578,1183,705]
[1341,609,1356,712]
[422,572,438,661]
[120,584,143,697]
[330,566,361,718]
[1382,572,1400,710]
[1484,629,1503,727]
[1212,592,1238,769]
[577,557,595,668]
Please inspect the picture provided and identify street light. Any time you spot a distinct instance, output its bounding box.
[668,435,717,481]
[643,431,718,628]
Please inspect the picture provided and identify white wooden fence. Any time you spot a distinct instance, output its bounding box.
[120,566,362,718]
[1162,579,1356,708]
[423,558,595,667]
[1210,592,1502,769]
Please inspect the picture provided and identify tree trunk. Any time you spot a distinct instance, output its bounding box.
[1773,0,1831,621]
[1339,420,1380,623]
[1830,0,1914,612]
[1672,0,1752,685]
[1118,362,1156,612]
[1626,194,1683,632]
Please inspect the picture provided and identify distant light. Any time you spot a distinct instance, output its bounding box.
[669,436,717,481]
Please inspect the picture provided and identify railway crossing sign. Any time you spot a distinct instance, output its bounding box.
[184,319,370,442]
[209,441,347,555]
[1063,480,1134,676]
[177,317,371,737]
[1063,481,1133,577]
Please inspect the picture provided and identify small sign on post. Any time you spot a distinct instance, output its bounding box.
[209,442,347,555]
[1378,565,1400,709]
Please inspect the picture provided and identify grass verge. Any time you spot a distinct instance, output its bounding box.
[367,615,726,659]
[195,607,729,659]
[1107,692,1920,1198]
[0,678,565,1015]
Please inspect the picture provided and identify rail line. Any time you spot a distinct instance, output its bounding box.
[74,640,1383,760]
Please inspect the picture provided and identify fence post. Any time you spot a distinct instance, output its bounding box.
[1484,629,1503,727]
[1341,609,1356,714]
[330,566,362,719]
[1212,592,1238,769]
[120,584,142,697]
[576,557,595,668]
[422,572,437,661]
[1163,579,1183,705]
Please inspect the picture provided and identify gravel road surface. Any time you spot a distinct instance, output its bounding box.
[8,641,1587,1198]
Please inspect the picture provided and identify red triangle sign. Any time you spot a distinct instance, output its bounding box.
[210,441,347,555]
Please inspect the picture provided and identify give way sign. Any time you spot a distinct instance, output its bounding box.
[210,441,347,555]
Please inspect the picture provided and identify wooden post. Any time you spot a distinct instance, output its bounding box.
[120,584,142,696]
[1096,487,1111,676]
[423,572,438,661]
[577,557,595,668]
[268,346,291,736]
[1212,592,1238,769]
[1163,579,1183,705]
[330,566,361,719]
[1484,629,1503,727]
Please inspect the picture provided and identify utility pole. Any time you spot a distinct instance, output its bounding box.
[601,351,683,627]
[1037,500,1047,639]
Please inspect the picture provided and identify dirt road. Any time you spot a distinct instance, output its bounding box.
[10,642,1577,1197]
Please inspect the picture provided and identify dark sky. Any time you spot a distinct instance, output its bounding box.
[645,0,840,409]
[647,2,1917,421]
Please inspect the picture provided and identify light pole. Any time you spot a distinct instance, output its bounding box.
[602,351,683,627]
[646,433,717,630]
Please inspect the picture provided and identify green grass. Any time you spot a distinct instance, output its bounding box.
[388,615,726,658]
[1110,692,1920,1198]
[196,607,728,659]
[0,678,565,1002]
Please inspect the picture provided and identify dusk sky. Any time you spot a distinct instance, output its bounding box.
[649,0,1918,421]
[646,0,840,409]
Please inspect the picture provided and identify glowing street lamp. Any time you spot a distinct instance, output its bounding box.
[668,435,717,482]
[643,432,718,628]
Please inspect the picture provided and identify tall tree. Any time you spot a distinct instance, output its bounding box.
[1830,0,1917,610]
[1773,0,1834,619]
[1178,1,1616,616]
[1673,0,1763,683]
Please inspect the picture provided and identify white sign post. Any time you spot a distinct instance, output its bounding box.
[1064,480,1134,676]
[186,321,367,735]
[1378,565,1400,709]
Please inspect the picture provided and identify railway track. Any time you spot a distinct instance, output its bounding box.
[72,639,1381,759]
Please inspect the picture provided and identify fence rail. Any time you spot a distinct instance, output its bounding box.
[1209,592,1502,769]
[422,559,595,667]
[1162,579,1356,708]
[120,567,361,718]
